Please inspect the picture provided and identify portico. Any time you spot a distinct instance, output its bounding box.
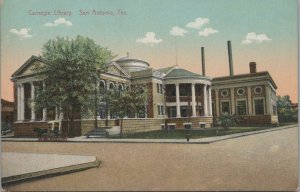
[163,66,212,119]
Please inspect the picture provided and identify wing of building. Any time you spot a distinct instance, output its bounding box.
[11,43,278,137]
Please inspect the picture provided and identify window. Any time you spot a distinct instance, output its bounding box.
[118,84,123,91]
[157,83,163,94]
[158,105,161,115]
[160,105,164,115]
[109,83,114,90]
[221,101,230,114]
[99,81,105,90]
[254,99,264,115]
[236,100,247,115]
[237,88,245,96]
[221,90,228,97]
[212,102,216,116]
[254,86,262,94]
[168,106,176,118]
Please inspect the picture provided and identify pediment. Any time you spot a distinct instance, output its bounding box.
[106,62,130,77]
[12,56,46,78]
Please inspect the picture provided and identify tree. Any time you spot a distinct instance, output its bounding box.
[109,84,148,138]
[277,95,298,123]
[218,112,238,130]
[33,36,114,137]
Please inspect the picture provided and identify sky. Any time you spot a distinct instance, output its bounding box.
[1,0,298,102]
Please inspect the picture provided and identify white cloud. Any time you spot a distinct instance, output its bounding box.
[136,32,162,46]
[186,17,209,29]
[44,17,72,27]
[242,32,271,44]
[10,28,32,38]
[170,26,188,37]
[198,27,219,37]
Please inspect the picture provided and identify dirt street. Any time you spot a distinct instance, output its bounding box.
[2,127,298,191]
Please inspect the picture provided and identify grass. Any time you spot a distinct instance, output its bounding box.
[110,124,292,139]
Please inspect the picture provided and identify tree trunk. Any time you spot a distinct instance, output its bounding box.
[120,118,123,138]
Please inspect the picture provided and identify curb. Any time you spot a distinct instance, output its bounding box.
[2,124,297,144]
[2,158,100,185]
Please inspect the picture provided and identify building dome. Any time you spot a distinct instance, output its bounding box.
[115,55,150,72]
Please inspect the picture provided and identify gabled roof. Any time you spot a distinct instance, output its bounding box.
[106,62,130,78]
[155,66,175,74]
[164,66,203,78]
[11,55,45,78]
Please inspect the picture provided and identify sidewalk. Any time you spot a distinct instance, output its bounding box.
[2,152,100,185]
[1,124,297,144]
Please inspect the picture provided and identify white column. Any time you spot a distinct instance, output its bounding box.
[208,86,212,116]
[30,82,36,121]
[55,107,59,120]
[17,85,21,121]
[59,109,64,120]
[215,89,220,116]
[265,85,271,115]
[175,83,181,117]
[42,81,47,121]
[203,84,208,116]
[247,86,252,115]
[20,83,25,121]
[191,83,196,117]
[230,88,235,115]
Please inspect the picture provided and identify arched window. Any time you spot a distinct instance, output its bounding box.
[118,84,123,91]
[109,83,114,90]
[99,81,105,90]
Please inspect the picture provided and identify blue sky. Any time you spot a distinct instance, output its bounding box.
[1,0,298,101]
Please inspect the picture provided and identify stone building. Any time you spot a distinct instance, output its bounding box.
[11,41,278,137]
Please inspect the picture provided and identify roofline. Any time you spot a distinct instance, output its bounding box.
[115,57,150,66]
[106,61,131,78]
[164,76,212,81]
[212,71,277,89]
[11,55,46,78]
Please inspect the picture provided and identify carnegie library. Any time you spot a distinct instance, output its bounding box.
[11,41,278,137]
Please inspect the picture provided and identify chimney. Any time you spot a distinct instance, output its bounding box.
[249,62,257,74]
[227,41,234,76]
[201,47,206,76]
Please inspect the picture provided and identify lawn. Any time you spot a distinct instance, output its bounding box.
[111,125,283,139]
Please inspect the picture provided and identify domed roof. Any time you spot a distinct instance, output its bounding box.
[115,54,150,72]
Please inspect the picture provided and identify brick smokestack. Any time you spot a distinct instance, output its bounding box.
[249,62,257,74]
[227,41,234,76]
[201,47,206,76]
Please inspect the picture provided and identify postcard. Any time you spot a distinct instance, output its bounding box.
[1,0,298,191]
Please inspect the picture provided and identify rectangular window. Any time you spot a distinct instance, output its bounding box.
[236,100,247,115]
[169,106,177,118]
[160,106,164,115]
[180,106,188,117]
[254,99,264,115]
[160,84,163,94]
[212,102,215,116]
[157,105,161,115]
[157,83,159,93]
[221,101,230,114]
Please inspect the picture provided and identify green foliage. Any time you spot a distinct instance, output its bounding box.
[218,112,238,130]
[33,36,113,112]
[277,95,298,123]
[32,36,114,135]
[108,84,148,137]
